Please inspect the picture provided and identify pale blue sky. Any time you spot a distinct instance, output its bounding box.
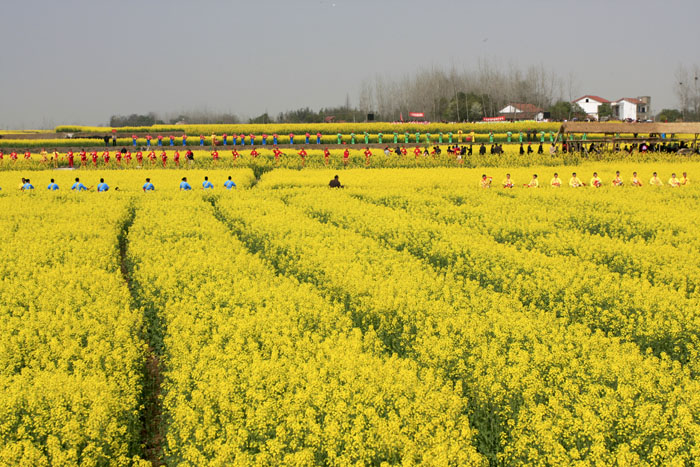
[1,0,698,128]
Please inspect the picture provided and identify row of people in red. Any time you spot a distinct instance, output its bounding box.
[2,145,471,168]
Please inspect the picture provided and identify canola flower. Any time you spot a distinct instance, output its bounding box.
[126,196,484,466]
[1,166,699,465]
[215,189,700,465]
[0,195,147,466]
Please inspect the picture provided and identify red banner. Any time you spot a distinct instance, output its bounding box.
[409,112,425,118]
[482,116,506,122]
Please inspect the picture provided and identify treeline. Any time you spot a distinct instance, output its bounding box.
[108,62,700,126]
[110,111,241,127]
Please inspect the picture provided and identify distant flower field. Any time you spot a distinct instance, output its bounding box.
[1,165,699,465]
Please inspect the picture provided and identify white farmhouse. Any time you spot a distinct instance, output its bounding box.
[498,103,544,121]
[572,95,610,120]
[611,97,651,121]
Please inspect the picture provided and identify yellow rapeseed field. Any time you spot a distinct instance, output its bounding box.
[1,164,699,465]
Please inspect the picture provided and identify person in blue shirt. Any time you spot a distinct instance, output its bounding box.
[71,177,90,191]
[142,178,155,192]
[97,178,110,192]
[202,176,214,189]
[179,177,192,191]
[22,179,35,190]
[224,176,236,189]
[47,178,59,190]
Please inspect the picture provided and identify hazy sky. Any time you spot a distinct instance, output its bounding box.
[1,0,699,128]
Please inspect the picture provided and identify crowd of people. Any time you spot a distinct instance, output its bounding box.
[10,175,238,192]
[1,140,698,171]
[481,171,691,188]
[5,170,692,193]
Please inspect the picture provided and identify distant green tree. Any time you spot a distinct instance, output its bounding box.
[249,113,274,124]
[597,103,613,119]
[656,108,683,122]
[110,113,161,127]
[547,101,585,120]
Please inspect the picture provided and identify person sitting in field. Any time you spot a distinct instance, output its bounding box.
[180,177,192,191]
[71,177,90,191]
[22,178,34,190]
[649,172,663,186]
[479,143,486,155]
[480,174,492,188]
[681,172,690,185]
[612,171,623,186]
[550,172,562,187]
[143,178,155,192]
[569,172,583,188]
[590,172,602,188]
[631,172,643,186]
[525,174,539,188]
[519,144,525,155]
[527,143,533,154]
[537,143,543,154]
[329,175,343,188]
[97,178,110,192]
[668,173,681,187]
[224,176,237,189]
[502,174,514,188]
[549,143,557,156]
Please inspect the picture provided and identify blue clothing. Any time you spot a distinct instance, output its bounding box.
[22,183,34,190]
[202,181,214,189]
[143,182,155,191]
[224,180,236,189]
[47,183,59,190]
[179,181,192,190]
[71,182,88,191]
[97,183,109,192]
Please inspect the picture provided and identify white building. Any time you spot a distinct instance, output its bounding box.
[498,103,544,121]
[611,97,651,121]
[572,95,610,120]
